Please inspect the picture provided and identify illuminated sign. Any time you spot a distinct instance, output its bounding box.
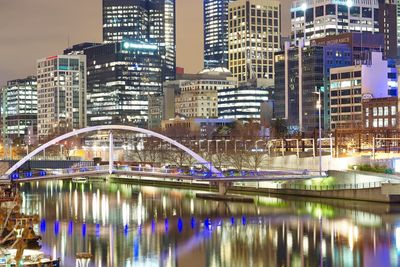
[123,42,158,50]
[362,93,373,100]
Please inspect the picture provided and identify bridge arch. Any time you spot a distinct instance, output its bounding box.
[3,125,219,178]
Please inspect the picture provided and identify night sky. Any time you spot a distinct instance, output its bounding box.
[0,0,290,86]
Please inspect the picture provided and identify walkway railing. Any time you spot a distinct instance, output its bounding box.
[264,182,383,191]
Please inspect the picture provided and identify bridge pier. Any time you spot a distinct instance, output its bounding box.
[218,182,230,195]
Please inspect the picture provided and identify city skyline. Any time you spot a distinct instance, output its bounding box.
[0,0,291,86]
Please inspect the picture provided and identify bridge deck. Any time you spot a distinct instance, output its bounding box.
[11,169,322,183]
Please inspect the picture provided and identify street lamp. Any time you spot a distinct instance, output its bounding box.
[60,144,64,159]
[314,90,322,177]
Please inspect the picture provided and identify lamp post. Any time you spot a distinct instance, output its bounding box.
[315,90,322,177]
[60,144,64,159]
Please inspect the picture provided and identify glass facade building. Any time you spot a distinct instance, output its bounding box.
[1,76,37,140]
[204,0,231,69]
[218,84,272,122]
[274,45,325,134]
[291,0,397,58]
[291,0,379,44]
[103,0,176,81]
[85,41,162,128]
[36,55,87,139]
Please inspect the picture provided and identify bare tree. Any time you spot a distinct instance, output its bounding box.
[227,150,248,172]
[245,152,268,171]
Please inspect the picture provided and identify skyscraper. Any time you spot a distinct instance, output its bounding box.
[36,55,87,139]
[204,0,231,69]
[377,0,397,59]
[85,41,162,127]
[228,0,281,82]
[103,0,176,80]
[291,0,397,58]
[1,76,37,140]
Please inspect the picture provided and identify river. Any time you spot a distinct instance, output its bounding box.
[19,180,400,267]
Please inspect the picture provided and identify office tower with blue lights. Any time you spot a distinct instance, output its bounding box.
[103,0,176,81]
[204,0,231,68]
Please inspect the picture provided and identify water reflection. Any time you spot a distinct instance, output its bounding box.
[19,181,400,267]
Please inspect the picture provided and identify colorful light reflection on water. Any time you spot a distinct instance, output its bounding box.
[19,181,400,267]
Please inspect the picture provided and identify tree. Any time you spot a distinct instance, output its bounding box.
[245,151,268,171]
[271,118,288,139]
[227,150,247,172]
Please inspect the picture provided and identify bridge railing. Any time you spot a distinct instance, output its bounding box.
[250,181,383,191]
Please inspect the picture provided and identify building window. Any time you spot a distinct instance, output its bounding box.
[373,119,378,128]
[384,118,388,127]
[378,118,383,127]
[373,107,377,116]
[384,106,389,116]
[392,118,396,126]
[365,119,369,128]
[391,106,396,115]
[365,108,369,116]
[378,107,383,116]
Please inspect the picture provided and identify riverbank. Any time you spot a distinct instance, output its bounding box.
[107,174,400,204]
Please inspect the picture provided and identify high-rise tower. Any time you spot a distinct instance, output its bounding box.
[228,0,281,82]
[204,0,231,69]
[103,0,176,80]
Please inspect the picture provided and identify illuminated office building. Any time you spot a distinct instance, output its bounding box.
[228,0,281,82]
[291,0,397,58]
[103,0,176,80]
[1,76,37,140]
[85,41,162,127]
[218,80,272,122]
[204,0,232,68]
[36,55,87,139]
[330,52,397,130]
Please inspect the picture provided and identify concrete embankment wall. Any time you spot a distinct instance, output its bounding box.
[230,186,399,203]
[328,170,400,183]
[109,175,400,203]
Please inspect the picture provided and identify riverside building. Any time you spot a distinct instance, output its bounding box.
[36,55,87,139]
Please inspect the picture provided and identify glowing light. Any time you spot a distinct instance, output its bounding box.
[178,218,183,233]
[123,42,158,50]
[395,227,400,251]
[346,0,353,7]
[191,217,196,229]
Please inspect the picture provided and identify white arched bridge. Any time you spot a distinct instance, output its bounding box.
[1,125,323,194]
[1,125,220,180]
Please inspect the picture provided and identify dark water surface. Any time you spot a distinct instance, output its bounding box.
[19,180,400,267]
